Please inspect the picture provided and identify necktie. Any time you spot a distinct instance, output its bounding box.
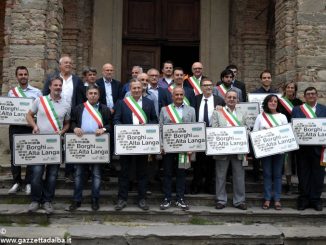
[204,99,209,126]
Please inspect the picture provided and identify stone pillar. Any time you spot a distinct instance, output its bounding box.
[2,0,63,94]
[91,0,123,80]
[275,0,326,103]
[200,0,229,81]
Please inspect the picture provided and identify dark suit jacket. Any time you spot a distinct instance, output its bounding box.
[76,84,106,105]
[96,78,123,107]
[157,87,172,114]
[292,103,326,156]
[183,76,207,89]
[43,73,83,108]
[113,96,158,125]
[216,80,246,102]
[194,94,225,122]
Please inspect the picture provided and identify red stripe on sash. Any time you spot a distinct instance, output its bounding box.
[262,112,273,128]
[40,97,59,132]
[220,109,236,126]
[123,98,145,124]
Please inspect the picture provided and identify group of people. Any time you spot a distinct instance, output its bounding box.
[6,56,326,214]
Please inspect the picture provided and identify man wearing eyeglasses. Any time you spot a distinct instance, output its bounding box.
[184,62,206,96]
[191,78,225,194]
[292,87,326,211]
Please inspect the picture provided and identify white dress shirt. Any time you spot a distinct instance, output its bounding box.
[198,95,214,126]
[60,74,73,106]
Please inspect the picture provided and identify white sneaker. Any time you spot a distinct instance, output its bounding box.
[43,202,54,214]
[8,183,20,194]
[25,184,31,195]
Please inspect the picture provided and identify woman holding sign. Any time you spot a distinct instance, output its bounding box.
[253,94,288,210]
[278,81,302,194]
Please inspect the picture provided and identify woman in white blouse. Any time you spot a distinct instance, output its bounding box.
[253,94,288,210]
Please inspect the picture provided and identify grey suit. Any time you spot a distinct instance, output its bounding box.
[213,85,243,103]
[210,107,248,206]
[159,104,196,202]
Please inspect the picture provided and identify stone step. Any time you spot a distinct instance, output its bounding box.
[1,188,326,208]
[1,224,325,245]
[1,203,326,226]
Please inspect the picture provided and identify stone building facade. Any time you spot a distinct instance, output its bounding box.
[0,0,325,160]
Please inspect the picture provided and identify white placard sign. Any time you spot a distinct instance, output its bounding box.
[65,133,110,164]
[0,97,33,125]
[235,102,260,128]
[292,118,326,145]
[115,124,161,155]
[247,93,281,112]
[14,134,61,165]
[206,127,249,155]
[163,122,206,153]
[249,124,299,158]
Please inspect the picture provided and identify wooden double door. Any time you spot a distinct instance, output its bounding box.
[122,0,200,83]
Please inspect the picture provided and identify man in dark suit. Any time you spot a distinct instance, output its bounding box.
[43,55,83,181]
[225,64,247,102]
[43,55,83,109]
[292,87,326,211]
[67,84,112,211]
[191,78,225,194]
[113,79,158,211]
[184,62,206,96]
[96,63,123,114]
[168,67,196,108]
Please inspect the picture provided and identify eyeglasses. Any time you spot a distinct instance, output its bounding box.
[305,92,317,96]
[193,67,203,70]
[201,84,213,87]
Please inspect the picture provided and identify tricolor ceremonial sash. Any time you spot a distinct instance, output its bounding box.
[300,103,317,118]
[124,96,147,124]
[299,103,325,164]
[165,104,190,168]
[262,112,279,128]
[187,76,202,95]
[279,97,294,114]
[39,96,62,132]
[84,101,103,128]
[167,84,190,106]
[216,84,228,97]
[220,107,241,126]
[11,86,27,98]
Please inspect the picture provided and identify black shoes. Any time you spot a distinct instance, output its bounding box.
[91,199,99,211]
[138,199,149,211]
[234,203,247,210]
[160,198,172,210]
[311,203,323,211]
[67,201,81,211]
[215,202,226,209]
[115,199,127,211]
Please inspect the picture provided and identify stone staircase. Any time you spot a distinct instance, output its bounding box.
[1,162,326,245]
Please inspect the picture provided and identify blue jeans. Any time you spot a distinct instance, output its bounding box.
[163,153,186,201]
[73,164,102,202]
[30,164,60,203]
[261,154,284,201]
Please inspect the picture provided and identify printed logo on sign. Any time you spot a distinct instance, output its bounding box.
[322,122,326,126]
[20,102,30,106]
[96,138,106,142]
[46,138,57,143]
[192,127,202,131]
[233,130,243,135]
[248,107,256,110]
[146,129,156,133]
[279,128,289,133]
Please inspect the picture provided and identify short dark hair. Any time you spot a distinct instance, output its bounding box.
[262,94,280,113]
[173,67,184,73]
[304,86,318,96]
[49,76,63,86]
[162,60,174,68]
[200,77,213,86]
[86,84,100,95]
[15,66,29,76]
[225,64,238,71]
[220,69,234,81]
[82,67,97,76]
[260,70,272,79]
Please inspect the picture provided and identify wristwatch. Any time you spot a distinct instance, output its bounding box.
[102,128,107,132]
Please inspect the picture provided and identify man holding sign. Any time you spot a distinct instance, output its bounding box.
[211,89,248,210]
[26,76,71,213]
[292,87,326,211]
[67,85,112,211]
[7,66,42,195]
[159,87,196,210]
[113,79,158,211]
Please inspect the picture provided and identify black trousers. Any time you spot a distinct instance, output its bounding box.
[297,146,325,205]
[9,125,33,185]
[192,152,215,191]
[118,155,148,201]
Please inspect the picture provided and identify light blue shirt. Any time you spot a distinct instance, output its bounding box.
[81,103,100,133]
[8,84,42,99]
[103,78,114,109]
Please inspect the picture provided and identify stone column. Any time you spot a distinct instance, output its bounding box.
[91,0,123,81]
[275,0,326,103]
[200,0,229,81]
[2,0,63,94]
